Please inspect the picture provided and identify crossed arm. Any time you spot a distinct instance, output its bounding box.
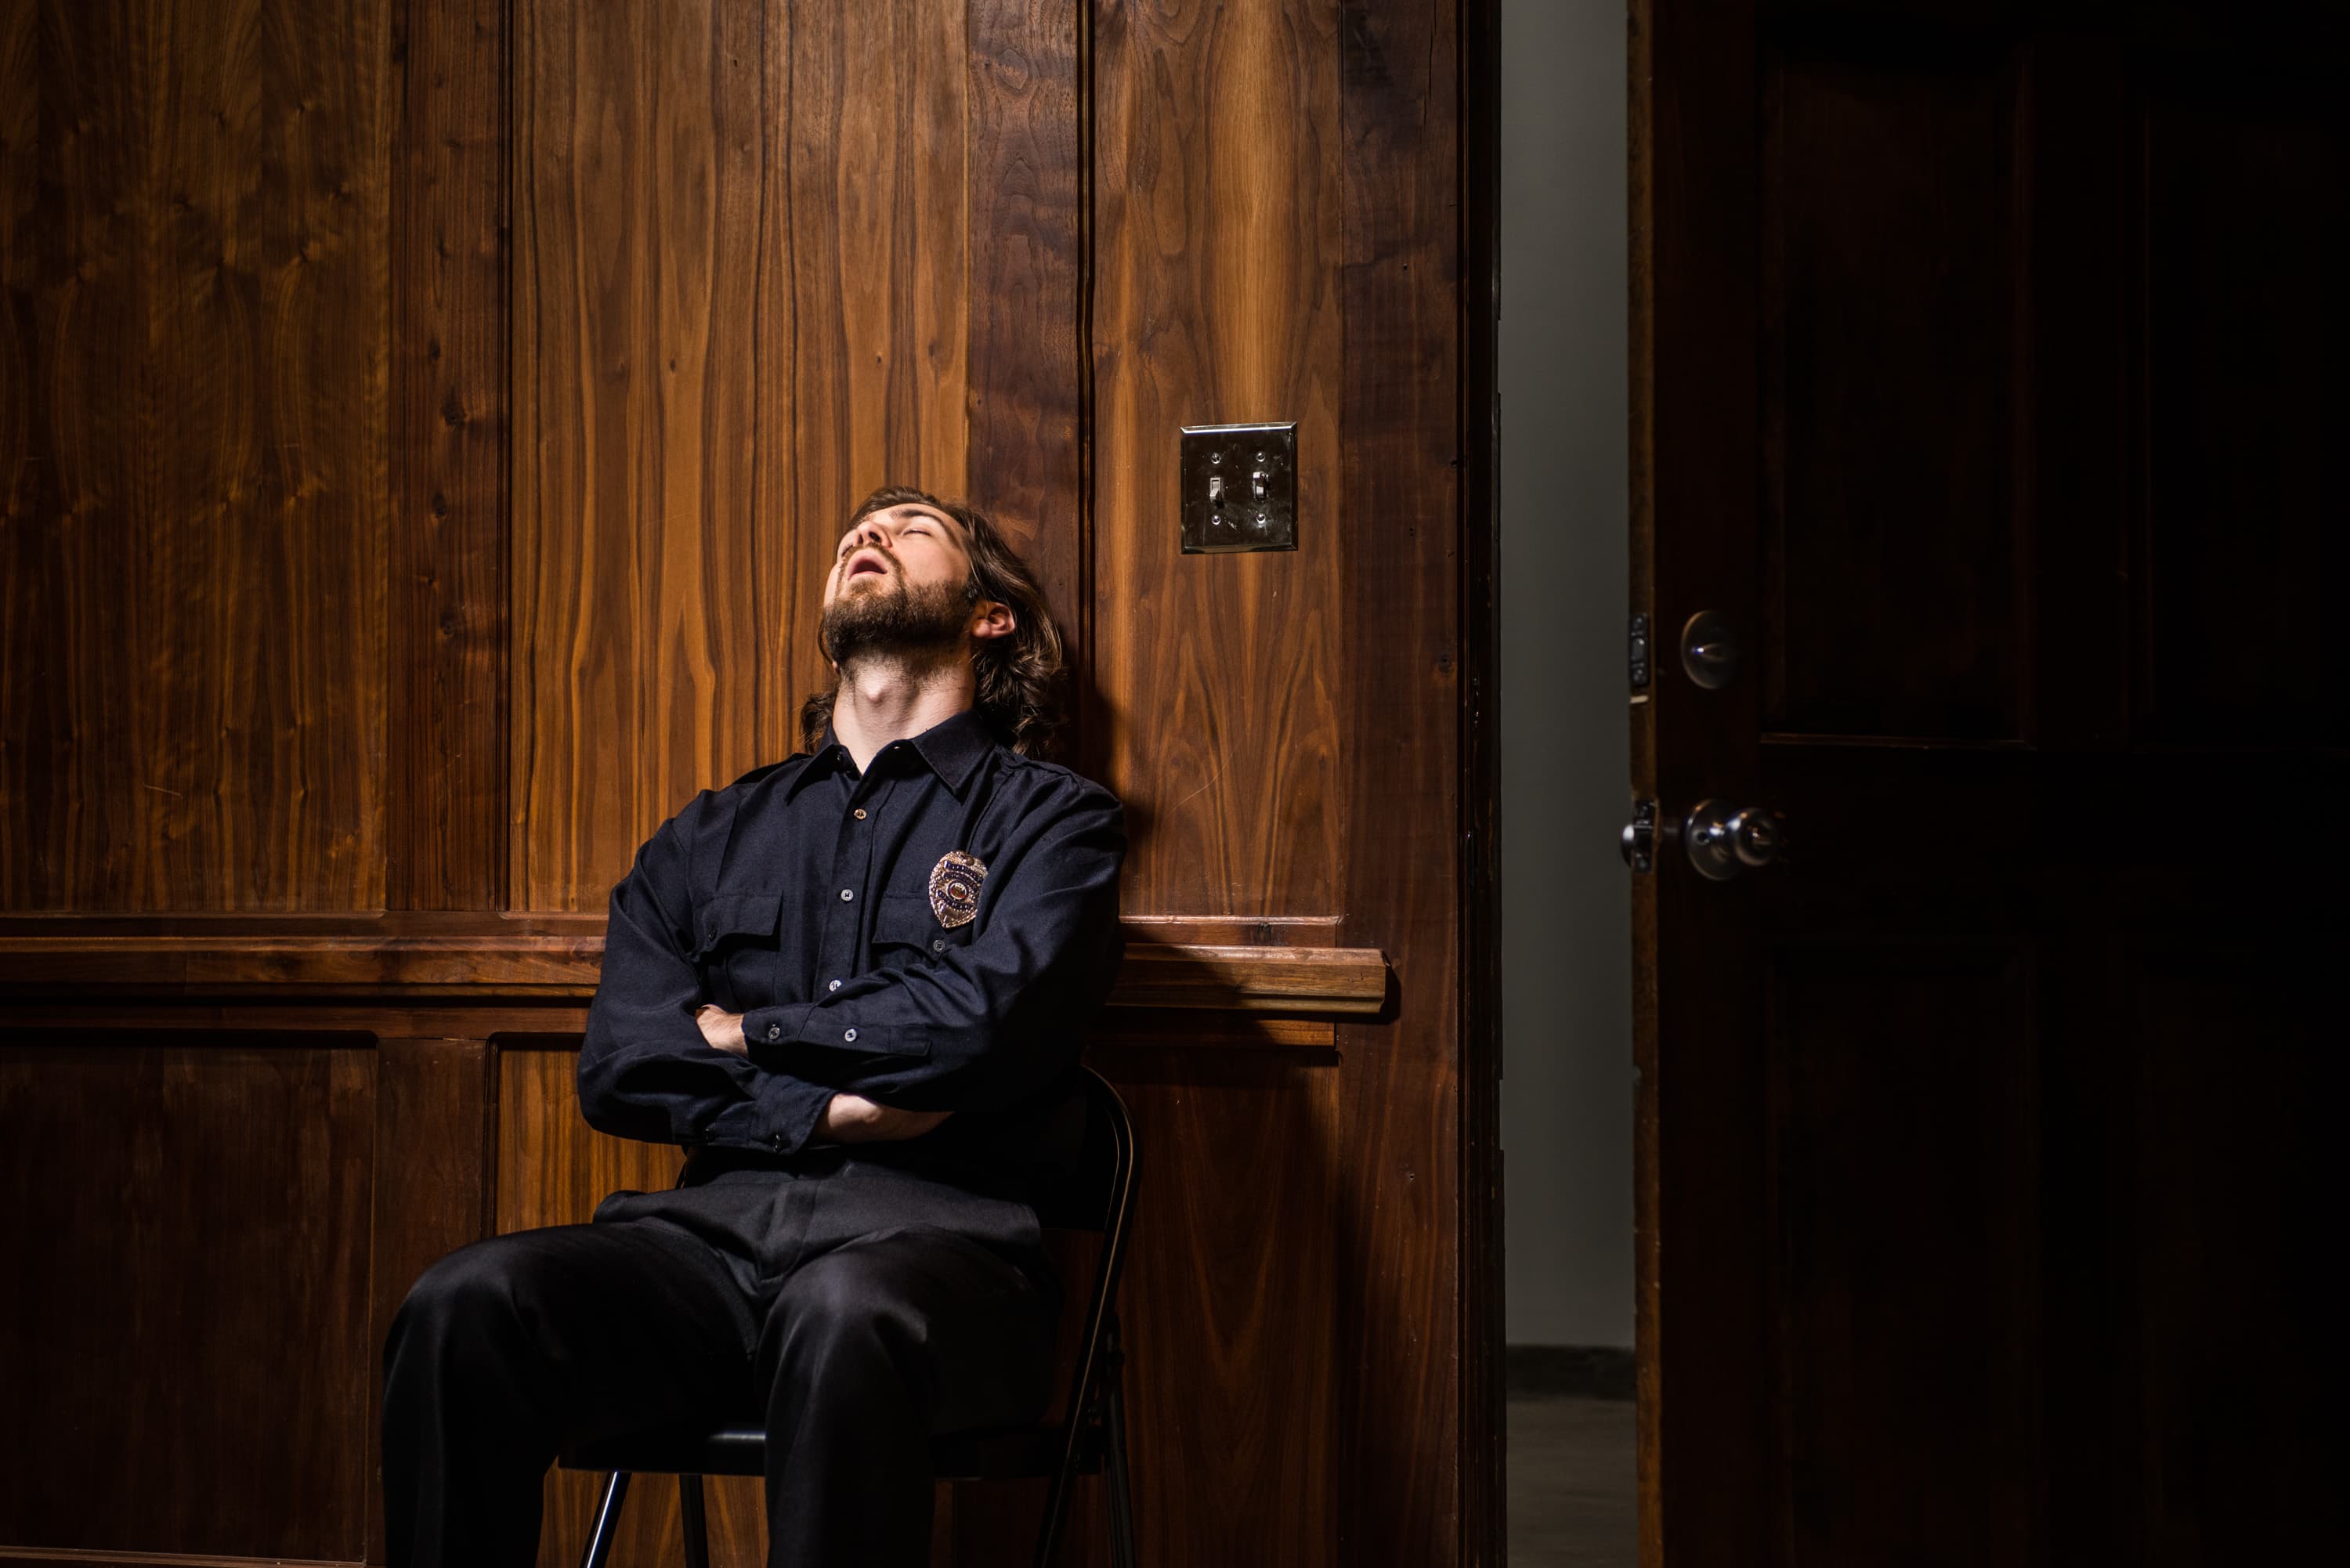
[577,776,1126,1154]
[692,1003,949,1143]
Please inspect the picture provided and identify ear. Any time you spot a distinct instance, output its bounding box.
[969,600,1017,643]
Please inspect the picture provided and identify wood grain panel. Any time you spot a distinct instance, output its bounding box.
[0,1554,356,1568]
[1336,1,1471,1563]
[494,1037,682,1229]
[2138,88,2350,744]
[1762,42,2026,742]
[0,0,392,912]
[1764,945,2040,1567]
[0,920,1387,1015]
[788,0,971,526]
[0,1031,376,1559]
[365,1035,495,1564]
[1103,1049,1340,1568]
[388,0,508,909]
[1091,0,1346,916]
[512,0,776,912]
[515,0,984,913]
[2123,945,2339,1565]
[495,1042,766,1568]
[964,0,1086,698]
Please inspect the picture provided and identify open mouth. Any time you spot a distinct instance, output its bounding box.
[845,550,891,582]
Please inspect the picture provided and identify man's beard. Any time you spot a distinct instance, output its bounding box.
[820,572,972,670]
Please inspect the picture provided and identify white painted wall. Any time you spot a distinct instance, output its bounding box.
[1498,0,1633,1349]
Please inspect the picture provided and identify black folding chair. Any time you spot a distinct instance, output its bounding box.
[557,1066,1140,1568]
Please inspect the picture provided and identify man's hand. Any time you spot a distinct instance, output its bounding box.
[695,1005,748,1057]
[819,1093,953,1143]
[696,1006,948,1142]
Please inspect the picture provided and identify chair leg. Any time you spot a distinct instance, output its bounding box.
[1033,1444,1076,1568]
[1102,1317,1137,1568]
[1104,1379,1137,1568]
[679,1473,711,1568]
[580,1472,631,1568]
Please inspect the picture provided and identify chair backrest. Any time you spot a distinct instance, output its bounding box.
[1031,1064,1137,1235]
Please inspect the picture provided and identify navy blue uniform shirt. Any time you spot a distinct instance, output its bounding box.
[578,706,1125,1189]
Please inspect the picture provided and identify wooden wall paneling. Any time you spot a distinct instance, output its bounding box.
[0,919,1386,1017]
[0,1031,377,1559]
[0,0,393,912]
[0,0,39,885]
[1336,1,1470,1565]
[787,0,973,545]
[0,998,592,1039]
[512,0,777,913]
[1098,1046,1341,1568]
[964,0,1086,748]
[365,1035,495,1565]
[493,1041,765,1568]
[389,0,509,910]
[1090,0,1347,918]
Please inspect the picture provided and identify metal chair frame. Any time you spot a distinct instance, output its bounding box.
[558,1066,1140,1568]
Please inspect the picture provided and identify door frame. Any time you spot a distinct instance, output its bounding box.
[1462,0,1506,1563]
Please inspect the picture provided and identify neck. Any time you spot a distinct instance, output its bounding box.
[828,652,975,771]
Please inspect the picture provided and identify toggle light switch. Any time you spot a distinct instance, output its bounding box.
[1180,421,1298,554]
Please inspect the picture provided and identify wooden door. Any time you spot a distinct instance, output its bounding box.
[1632,1,2347,1562]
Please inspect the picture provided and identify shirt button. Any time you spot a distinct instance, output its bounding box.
[828,978,842,992]
[853,807,867,820]
[931,938,945,953]
[839,888,854,901]
[844,1028,859,1042]
[765,1024,781,1041]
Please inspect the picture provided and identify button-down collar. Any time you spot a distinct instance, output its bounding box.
[783,705,997,801]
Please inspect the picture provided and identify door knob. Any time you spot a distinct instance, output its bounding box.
[1683,800,1782,881]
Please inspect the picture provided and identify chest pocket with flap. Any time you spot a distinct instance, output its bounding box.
[872,890,970,965]
[690,889,783,962]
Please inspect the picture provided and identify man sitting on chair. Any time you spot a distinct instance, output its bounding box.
[381,486,1126,1567]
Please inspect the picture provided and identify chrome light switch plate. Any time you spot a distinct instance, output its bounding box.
[1180,421,1297,554]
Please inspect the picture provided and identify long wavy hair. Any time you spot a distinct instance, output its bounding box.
[799,486,1068,758]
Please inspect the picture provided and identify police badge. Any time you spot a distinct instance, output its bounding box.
[927,850,987,929]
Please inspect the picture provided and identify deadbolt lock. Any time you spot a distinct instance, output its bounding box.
[1679,611,1741,689]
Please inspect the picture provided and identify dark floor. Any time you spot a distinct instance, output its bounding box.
[1507,1396,1636,1568]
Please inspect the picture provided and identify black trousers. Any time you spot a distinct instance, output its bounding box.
[381,1148,1060,1568]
